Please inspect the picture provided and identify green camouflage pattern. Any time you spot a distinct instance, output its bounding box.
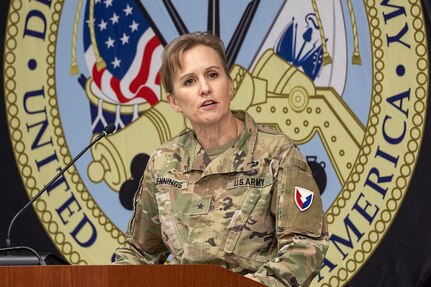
[114,110,329,287]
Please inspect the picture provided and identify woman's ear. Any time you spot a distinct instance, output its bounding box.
[167,93,182,113]
[229,78,234,99]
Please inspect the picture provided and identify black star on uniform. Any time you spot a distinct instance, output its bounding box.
[197,203,204,209]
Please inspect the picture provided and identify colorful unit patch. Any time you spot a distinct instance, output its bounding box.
[294,187,314,211]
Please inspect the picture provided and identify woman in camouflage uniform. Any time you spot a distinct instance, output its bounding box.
[114,32,329,287]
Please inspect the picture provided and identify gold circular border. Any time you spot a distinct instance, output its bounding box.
[4,0,126,265]
[3,0,429,277]
[322,0,428,286]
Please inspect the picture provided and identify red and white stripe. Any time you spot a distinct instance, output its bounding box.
[84,29,162,106]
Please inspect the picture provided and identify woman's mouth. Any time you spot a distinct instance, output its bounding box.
[201,100,217,107]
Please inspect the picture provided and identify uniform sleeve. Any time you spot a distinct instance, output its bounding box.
[252,146,329,287]
[113,156,169,265]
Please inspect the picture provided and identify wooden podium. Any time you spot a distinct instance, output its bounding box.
[0,264,265,287]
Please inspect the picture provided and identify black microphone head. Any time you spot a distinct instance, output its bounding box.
[104,123,116,135]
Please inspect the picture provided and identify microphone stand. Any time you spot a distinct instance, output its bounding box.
[0,124,116,265]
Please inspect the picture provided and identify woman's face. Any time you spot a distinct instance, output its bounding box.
[167,45,234,128]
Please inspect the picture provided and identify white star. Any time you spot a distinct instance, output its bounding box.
[95,0,102,4]
[105,37,115,48]
[98,19,107,31]
[120,33,129,45]
[110,13,119,25]
[111,57,121,68]
[104,0,113,8]
[129,20,139,32]
[124,4,133,16]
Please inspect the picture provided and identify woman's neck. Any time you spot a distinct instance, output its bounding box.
[193,113,243,150]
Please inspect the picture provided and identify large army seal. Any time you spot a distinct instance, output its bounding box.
[3,1,428,286]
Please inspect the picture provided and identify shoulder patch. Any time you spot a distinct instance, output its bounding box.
[294,186,314,211]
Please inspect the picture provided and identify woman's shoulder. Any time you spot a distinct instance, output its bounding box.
[255,124,295,146]
[153,129,194,154]
[148,130,194,170]
[256,123,282,135]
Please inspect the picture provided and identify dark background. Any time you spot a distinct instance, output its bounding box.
[1,1,431,286]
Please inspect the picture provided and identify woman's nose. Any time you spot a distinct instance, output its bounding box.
[199,79,211,96]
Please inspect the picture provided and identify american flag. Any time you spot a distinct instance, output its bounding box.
[83,0,162,106]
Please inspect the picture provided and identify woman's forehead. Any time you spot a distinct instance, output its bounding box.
[177,45,222,71]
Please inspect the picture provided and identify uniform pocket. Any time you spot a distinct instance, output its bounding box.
[222,178,275,263]
[155,189,184,257]
[223,188,261,253]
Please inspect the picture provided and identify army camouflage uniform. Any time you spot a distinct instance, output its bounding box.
[114,110,329,287]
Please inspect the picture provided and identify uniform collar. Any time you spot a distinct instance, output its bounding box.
[180,110,257,174]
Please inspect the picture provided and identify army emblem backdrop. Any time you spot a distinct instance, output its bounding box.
[1,0,431,286]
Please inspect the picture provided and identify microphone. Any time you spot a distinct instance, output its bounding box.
[0,124,116,265]
[95,123,116,140]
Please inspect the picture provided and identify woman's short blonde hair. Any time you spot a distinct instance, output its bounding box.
[161,31,230,94]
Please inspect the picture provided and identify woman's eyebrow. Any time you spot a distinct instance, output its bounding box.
[177,72,195,82]
[177,66,221,81]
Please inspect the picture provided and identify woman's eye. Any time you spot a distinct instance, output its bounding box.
[208,72,219,79]
[184,78,195,86]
